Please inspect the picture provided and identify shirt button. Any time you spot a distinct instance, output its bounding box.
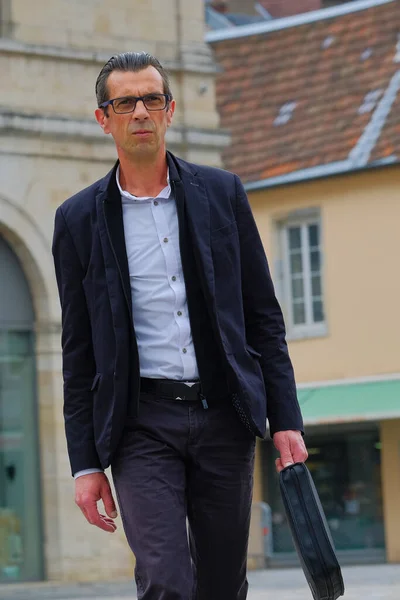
[163,237,169,243]
[182,348,187,354]
[177,311,182,316]
[172,276,177,282]
[154,201,159,206]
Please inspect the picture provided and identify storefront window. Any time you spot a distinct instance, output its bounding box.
[263,428,385,555]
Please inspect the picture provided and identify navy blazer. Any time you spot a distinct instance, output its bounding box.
[52,152,303,475]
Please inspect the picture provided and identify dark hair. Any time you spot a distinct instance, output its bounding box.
[95,51,172,107]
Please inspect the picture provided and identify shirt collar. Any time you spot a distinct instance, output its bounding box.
[116,165,171,201]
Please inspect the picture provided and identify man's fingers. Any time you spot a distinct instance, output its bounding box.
[101,484,118,519]
[87,509,117,533]
[275,458,293,472]
[273,433,292,463]
[89,514,117,533]
[80,504,116,532]
[82,498,102,525]
[274,430,309,469]
[289,432,308,463]
[74,473,117,533]
[97,514,117,533]
[279,447,294,468]
[79,499,117,533]
[292,439,308,463]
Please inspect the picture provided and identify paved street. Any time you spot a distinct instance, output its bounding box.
[0,564,399,600]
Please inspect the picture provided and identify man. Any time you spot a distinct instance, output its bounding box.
[52,52,307,600]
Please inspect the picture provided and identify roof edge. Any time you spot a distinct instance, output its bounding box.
[206,0,395,43]
[349,70,400,167]
[243,157,398,192]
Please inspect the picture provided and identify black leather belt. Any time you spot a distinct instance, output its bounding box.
[140,378,208,407]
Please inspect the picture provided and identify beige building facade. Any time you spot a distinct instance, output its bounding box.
[209,0,400,568]
[249,165,400,565]
[0,0,228,583]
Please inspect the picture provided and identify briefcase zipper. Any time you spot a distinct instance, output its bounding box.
[293,468,334,600]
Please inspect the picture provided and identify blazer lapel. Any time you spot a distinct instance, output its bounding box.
[96,162,133,321]
[167,153,216,308]
[96,152,217,326]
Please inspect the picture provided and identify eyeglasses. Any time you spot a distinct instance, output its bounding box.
[99,93,172,114]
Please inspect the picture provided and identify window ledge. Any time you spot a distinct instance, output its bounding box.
[286,324,328,342]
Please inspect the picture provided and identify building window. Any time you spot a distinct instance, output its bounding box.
[278,212,326,339]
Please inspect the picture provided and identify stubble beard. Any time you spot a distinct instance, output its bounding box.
[123,134,159,162]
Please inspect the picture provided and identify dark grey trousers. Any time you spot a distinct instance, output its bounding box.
[111,392,256,600]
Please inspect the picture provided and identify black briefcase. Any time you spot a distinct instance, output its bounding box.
[279,462,345,600]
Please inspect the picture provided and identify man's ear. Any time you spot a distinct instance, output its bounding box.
[95,108,110,134]
[166,99,176,128]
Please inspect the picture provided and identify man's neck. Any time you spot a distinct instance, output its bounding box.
[118,152,169,198]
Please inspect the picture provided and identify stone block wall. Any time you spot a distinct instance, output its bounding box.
[0,0,228,582]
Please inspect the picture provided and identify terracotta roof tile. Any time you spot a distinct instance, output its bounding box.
[211,1,400,183]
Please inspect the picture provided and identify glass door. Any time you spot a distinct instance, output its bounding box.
[0,331,43,582]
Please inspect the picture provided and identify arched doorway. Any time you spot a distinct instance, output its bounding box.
[0,235,44,582]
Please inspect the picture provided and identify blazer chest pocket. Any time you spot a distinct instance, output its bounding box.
[210,220,238,243]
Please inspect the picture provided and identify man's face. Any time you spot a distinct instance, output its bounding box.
[95,66,175,160]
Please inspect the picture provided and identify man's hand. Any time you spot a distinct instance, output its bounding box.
[75,472,118,533]
[273,430,308,473]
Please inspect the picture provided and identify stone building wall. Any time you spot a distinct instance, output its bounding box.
[0,0,227,581]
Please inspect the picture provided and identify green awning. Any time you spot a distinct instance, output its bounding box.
[297,379,400,425]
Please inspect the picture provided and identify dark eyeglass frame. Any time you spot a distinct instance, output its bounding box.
[99,93,172,114]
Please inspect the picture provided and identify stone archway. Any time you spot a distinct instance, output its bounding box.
[0,195,58,325]
[0,194,63,582]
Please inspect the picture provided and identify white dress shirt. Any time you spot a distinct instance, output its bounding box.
[74,167,199,478]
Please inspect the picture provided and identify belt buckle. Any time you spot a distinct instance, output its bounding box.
[173,381,201,401]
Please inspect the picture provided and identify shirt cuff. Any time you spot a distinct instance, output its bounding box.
[74,468,104,479]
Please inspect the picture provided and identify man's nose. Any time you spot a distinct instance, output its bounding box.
[132,100,149,119]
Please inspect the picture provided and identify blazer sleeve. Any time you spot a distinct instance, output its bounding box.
[52,206,102,475]
[234,174,304,437]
